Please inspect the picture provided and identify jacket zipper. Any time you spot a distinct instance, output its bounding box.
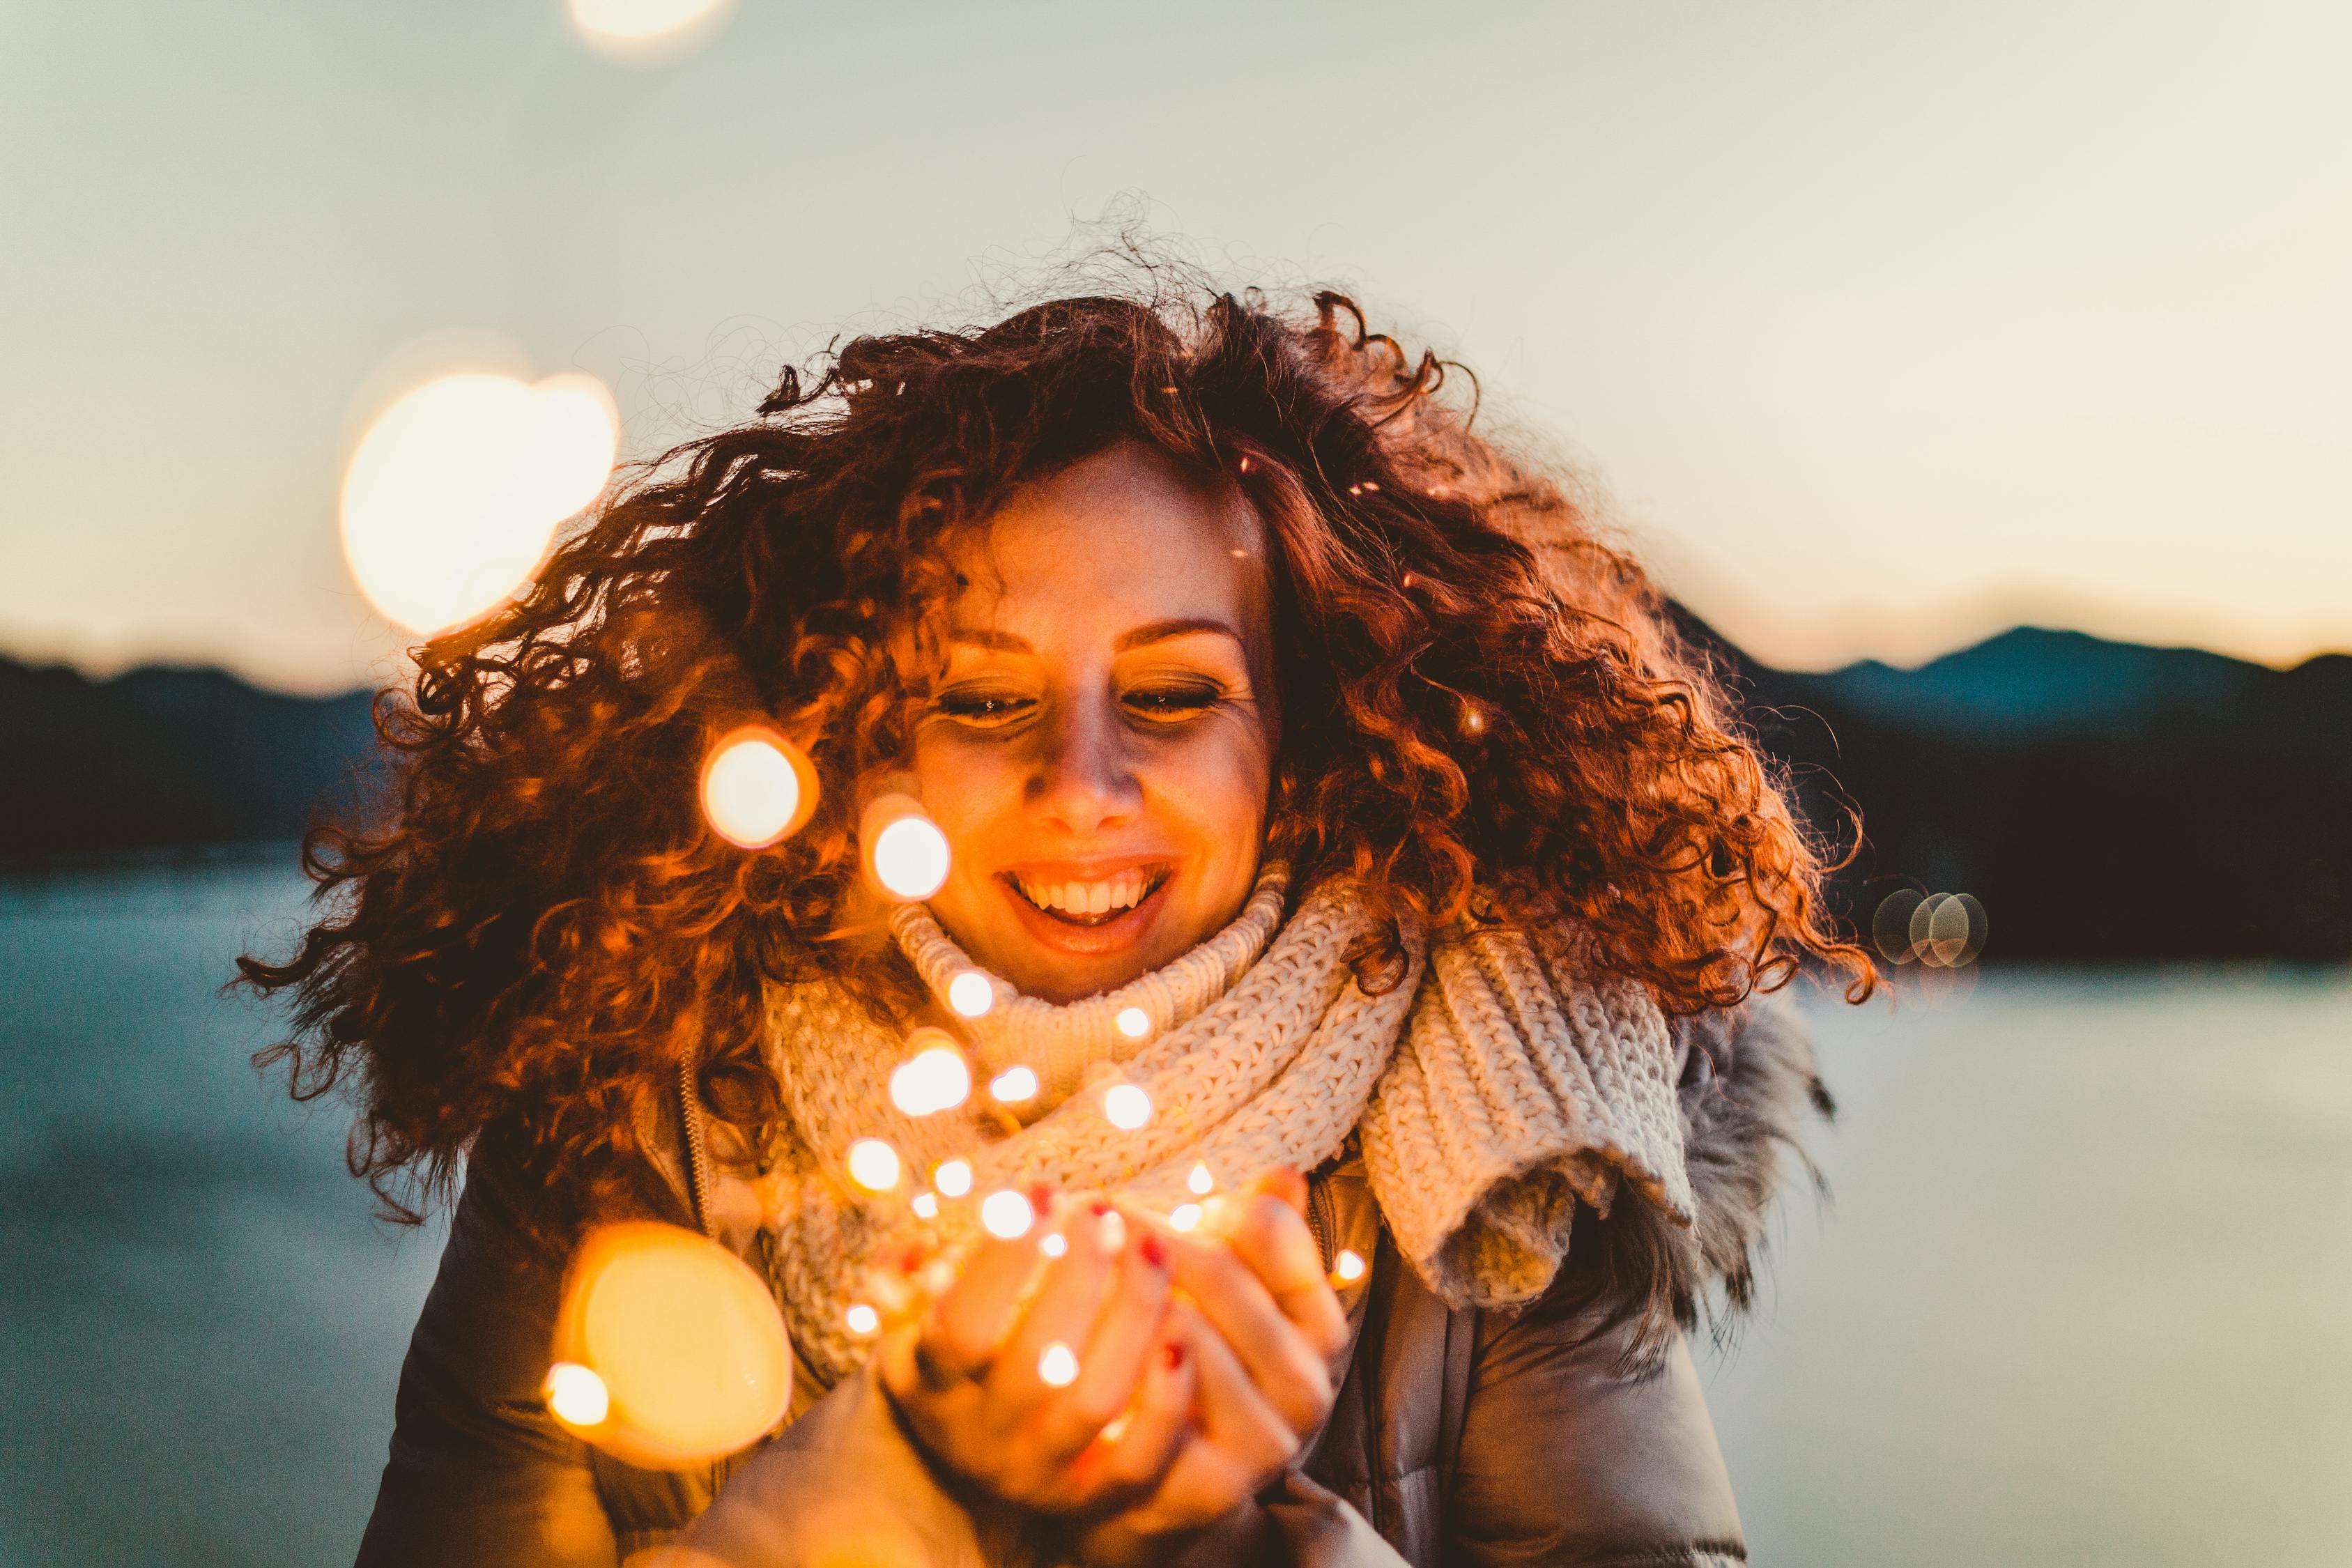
[1306,1175,1335,1271]
[677,1053,716,1240]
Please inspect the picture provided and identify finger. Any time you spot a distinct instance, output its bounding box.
[989,1199,1124,1414]
[1245,1164,1309,1218]
[1184,1298,1304,1477]
[1208,1190,1349,1359]
[1035,1223,1174,1454]
[1068,1297,1198,1505]
[926,1191,1059,1375]
[1160,1228,1333,1436]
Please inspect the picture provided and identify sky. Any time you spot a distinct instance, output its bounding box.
[5,0,2349,695]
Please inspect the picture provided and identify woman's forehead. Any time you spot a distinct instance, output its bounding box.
[941,444,1270,654]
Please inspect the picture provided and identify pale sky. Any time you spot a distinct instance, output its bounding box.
[6,0,2348,695]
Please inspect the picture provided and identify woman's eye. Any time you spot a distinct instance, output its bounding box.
[1123,684,1222,721]
[935,691,1033,726]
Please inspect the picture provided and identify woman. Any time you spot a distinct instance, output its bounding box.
[245,284,1872,1567]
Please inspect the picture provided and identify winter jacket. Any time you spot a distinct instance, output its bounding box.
[353,997,1821,1567]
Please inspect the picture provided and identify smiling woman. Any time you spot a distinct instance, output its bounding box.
[241,277,1873,1567]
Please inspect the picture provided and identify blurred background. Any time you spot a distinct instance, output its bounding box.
[3,2,2347,1564]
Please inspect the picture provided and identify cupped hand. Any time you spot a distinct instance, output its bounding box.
[1072,1169,1352,1567]
[877,1194,1197,1516]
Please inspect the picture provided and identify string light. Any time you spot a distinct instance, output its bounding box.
[1331,1248,1367,1285]
[1037,1342,1080,1388]
[910,1192,938,1219]
[979,1190,1035,1240]
[932,1158,974,1199]
[946,971,995,1018]
[1115,1006,1151,1040]
[1039,1231,1068,1259]
[990,1066,1039,1104]
[889,1032,971,1116]
[845,1302,880,1336]
[699,727,816,849]
[544,1362,610,1427]
[863,794,951,900]
[1168,1203,1202,1232]
[1095,1210,1126,1256]
[847,1139,901,1191]
[1102,1083,1152,1131]
[1186,1162,1215,1197]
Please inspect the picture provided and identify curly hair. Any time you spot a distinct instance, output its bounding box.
[240,282,1874,1229]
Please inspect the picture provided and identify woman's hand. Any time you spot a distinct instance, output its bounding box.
[1073,1170,1352,1567]
[877,1194,1197,1516]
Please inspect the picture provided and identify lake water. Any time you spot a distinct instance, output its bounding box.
[2,862,2346,1567]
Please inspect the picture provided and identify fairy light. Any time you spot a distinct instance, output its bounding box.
[847,1139,901,1191]
[1114,1006,1151,1040]
[1095,1210,1126,1256]
[1332,1248,1367,1284]
[1037,1342,1080,1388]
[544,1362,610,1427]
[932,1158,974,1199]
[1039,1231,1068,1259]
[910,1192,938,1219]
[863,794,951,900]
[1186,1162,1215,1197]
[889,1034,971,1117]
[1102,1083,1152,1131]
[979,1190,1035,1240]
[845,1302,880,1336]
[700,728,816,849]
[946,971,994,1018]
[990,1066,1039,1104]
[1168,1203,1203,1232]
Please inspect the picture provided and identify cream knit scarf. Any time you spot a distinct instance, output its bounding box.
[758,865,1693,1388]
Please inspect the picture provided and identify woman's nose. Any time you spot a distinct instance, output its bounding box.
[1025,703,1142,836]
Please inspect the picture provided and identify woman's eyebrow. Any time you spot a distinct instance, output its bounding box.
[1114,617,1245,652]
[946,628,1032,652]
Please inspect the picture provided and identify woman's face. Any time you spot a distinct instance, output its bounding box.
[904,440,1279,1004]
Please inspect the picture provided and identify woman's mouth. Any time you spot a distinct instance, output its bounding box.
[1004,866,1171,928]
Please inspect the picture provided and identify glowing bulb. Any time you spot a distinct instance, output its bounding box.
[1332,1248,1367,1284]
[864,795,951,900]
[1115,1006,1151,1039]
[545,1361,610,1427]
[990,1066,1039,1104]
[341,371,617,636]
[910,1192,938,1219]
[1168,1204,1202,1232]
[700,728,815,849]
[847,1139,901,1191]
[1186,1162,1215,1197]
[1102,1083,1152,1131]
[1037,1342,1080,1388]
[932,1158,974,1199]
[1095,1210,1126,1256]
[889,1035,971,1117]
[845,1302,879,1336]
[946,971,995,1018]
[569,0,737,63]
[1039,1231,1068,1259]
[979,1190,1035,1240]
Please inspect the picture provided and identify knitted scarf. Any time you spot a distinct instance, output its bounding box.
[758,865,1693,1388]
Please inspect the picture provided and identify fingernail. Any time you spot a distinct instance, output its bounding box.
[1089,1197,1113,1217]
[1096,1209,1127,1256]
[1139,1232,1166,1268]
[1030,1181,1057,1212]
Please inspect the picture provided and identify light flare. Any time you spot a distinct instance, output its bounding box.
[1102,1083,1152,1132]
[932,1158,974,1199]
[699,728,816,849]
[544,1361,610,1427]
[979,1190,1036,1240]
[847,1139,902,1192]
[863,794,951,900]
[845,1302,880,1336]
[1332,1249,1368,1285]
[1115,1006,1151,1040]
[990,1066,1040,1104]
[889,1033,971,1117]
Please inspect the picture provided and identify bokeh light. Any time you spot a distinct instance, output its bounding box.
[1114,1006,1151,1040]
[888,1032,971,1117]
[979,1190,1035,1240]
[1186,1162,1214,1196]
[1039,1231,1068,1259]
[990,1066,1040,1104]
[1332,1248,1367,1284]
[341,371,616,636]
[932,1158,974,1199]
[568,0,738,64]
[1168,1203,1203,1232]
[845,1302,879,1337]
[947,971,995,1018]
[699,727,817,850]
[544,1361,610,1427]
[1036,1342,1079,1388]
[910,1192,939,1219]
[847,1138,901,1191]
[1875,886,1989,968]
[863,794,951,900]
[1102,1083,1152,1131]
[548,1222,791,1469]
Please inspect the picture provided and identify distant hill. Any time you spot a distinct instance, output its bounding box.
[3,631,2347,962]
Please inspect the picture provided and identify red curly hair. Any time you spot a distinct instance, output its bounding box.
[241,283,1873,1228]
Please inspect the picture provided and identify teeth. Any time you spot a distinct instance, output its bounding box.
[1014,870,1158,917]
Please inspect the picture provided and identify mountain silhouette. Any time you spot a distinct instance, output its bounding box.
[3,628,2346,962]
